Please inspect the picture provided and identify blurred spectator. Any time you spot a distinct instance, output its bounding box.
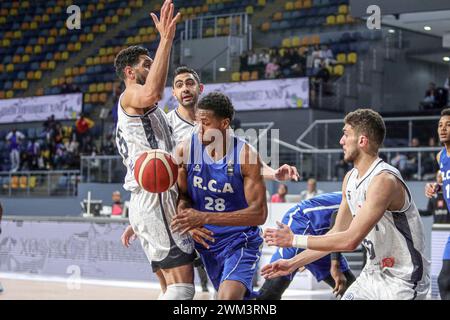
[421,171,450,224]
[239,51,248,72]
[111,191,123,216]
[422,137,439,179]
[247,50,258,72]
[444,70,450,90]
[313,61,331,95]
[101,134,117,155]
[75,113,95,151]
[265,58,280,79]
[24,138,40,170]
[421,82,437,109]
[300,178,323,200]
[271,184,288,203]
[6,128,25,172]
[321,45,335,66]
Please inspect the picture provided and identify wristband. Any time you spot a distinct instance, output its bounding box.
[292,235,308,249]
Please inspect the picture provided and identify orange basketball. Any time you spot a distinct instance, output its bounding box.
[134,149,178,193]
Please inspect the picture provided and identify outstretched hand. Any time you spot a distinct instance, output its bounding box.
[150,0,181,41]
[264,221,294,247]
[260,259,296,279]
[274,164,300,182]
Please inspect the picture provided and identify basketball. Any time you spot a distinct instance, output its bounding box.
[134,149,178,193]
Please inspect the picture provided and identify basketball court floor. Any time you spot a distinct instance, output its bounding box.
[0,273,334,300]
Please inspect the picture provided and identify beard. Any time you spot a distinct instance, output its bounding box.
[136,72,146,85]
[343,148,359,163]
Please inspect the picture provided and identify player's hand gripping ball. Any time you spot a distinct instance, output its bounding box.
[134,149,178,193]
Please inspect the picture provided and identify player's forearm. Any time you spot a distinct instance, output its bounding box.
[290,249,331,270]
[306,230,359,252]
[142,38,173,103]
[261,161,276,180]
[202,205,267,226]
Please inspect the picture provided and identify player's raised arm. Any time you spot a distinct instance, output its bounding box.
[171,144,268,233]
[121,0,180,110]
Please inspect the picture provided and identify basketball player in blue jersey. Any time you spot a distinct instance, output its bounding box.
[171,92,268,300]
[257,192,356,300]
[425,108,450,300]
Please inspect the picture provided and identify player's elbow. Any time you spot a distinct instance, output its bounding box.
[343,237,361,251]
[256,206,268,225]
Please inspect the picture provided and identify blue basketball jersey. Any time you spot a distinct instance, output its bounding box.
[439,148,450,209]
[289,192,342,233]
[186,133,261,253]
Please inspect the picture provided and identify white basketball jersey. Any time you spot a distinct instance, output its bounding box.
[115,96,176,192]
[345,158,430,284]
[166,108,195,145]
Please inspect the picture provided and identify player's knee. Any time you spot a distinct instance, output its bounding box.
[159,283,195,300]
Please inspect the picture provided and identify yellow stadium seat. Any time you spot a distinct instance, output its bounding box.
[336,15,346,24]
[105,16,112,24]
[38,37,46,45]
[51,78,58,86]
[100,24,107,33]
[65,68,72,77]
[186,7,194,14]
[11,176,19,189]
[6,64,14,72]
[89,84,97,93]
[6,90,14,99]
[91,93,99,103]
[84,94,91,103]
[47,37,55,45]
[250,71,258,81]
[0,17,7,24]
[13,81,21,90]
[301,36,311,46]
[204,28,214,37]
[273,12,282,21]
[79,66,87,74]
[13,55,20,64]
[311,34,320,45]
[20,80,28,90]
[333,65,344,76]
[85,11,92,19]
[112,15,119,24]
[94,57,100,65]
[285,2,294,11]
[347,52,357,64]
[336,53,346,64]
[231,72,240,82]
[43,14,50,22]
[246,6,254,15]
[75,42,81,51]
[54,6,62,14]
[96,3,104,10]
[58,77,65,86]
[34,70,42,80]
[27,71,34,80]
[105,82,113,92]
[72,67,79,76]
[338,5,348,15]
[97,83,105,92]
[19,176,27,189]
[68,43,75,51]
[194,6,202,14]
[86,57,93,65]
[66,77,73,85]
[303,0,312,8]
[124,8,131,16]
[258,0,266,6]
[87,33,94,42]
[25,46,32,54]
[36,88,44,96]
[217,18,225,26]
[48,61,56,70]
[261,22,270,32]
[93,25,100,33]
[222,27,230,36]
[61,51,69,60]
[29,176,37,189]
[13,30,22,39]
[346,14,355,23]
[30,21,37,29]
[326,15,336,25]
[291,36,301,47]
[201,5,208,13]
[241,72,250,81]
[99,93,107,103]
[2,39,10,47]
[294,0,302,9]
[282,38,292,48]
[0,91,4,99]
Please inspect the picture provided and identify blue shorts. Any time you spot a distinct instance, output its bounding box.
[444,235,450,260]
[197,228,262,299]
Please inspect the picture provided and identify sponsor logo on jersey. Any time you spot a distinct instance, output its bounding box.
[193,164,201,172]
[381,257,395,269]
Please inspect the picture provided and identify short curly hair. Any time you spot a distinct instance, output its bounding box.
[114,46,150,80]
[197,92,234,121]
[344,108,386,147]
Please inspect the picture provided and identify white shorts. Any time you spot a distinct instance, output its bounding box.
[341,269,430,300]
[129,186,195,271]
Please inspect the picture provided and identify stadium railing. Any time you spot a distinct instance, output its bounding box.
[0,170,79,197]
